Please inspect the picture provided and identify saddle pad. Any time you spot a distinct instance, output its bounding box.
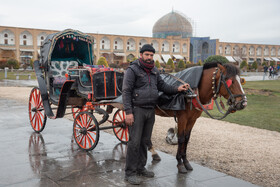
[158,66,203,110]
[160,66,203,89]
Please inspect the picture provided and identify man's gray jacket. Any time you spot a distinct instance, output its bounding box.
[122,59,178,115]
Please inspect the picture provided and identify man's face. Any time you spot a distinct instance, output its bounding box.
[140,51,154,63]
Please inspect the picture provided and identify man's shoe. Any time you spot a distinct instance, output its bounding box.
[124,175,142,185]
[137,168,155,178]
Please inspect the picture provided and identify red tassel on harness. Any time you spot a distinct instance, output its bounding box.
[226,79,232,88]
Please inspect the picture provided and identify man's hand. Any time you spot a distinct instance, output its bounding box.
[178,83,190,92]
[125,114,134,126]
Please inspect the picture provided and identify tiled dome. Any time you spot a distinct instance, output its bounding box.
[153,11,193,38]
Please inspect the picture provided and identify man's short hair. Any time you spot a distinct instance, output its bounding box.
[140,44,155,54]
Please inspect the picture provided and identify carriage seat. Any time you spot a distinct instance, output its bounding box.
[50,60,78,96]
[50,60,78,77]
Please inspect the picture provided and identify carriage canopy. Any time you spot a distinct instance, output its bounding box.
[40,29,94,68]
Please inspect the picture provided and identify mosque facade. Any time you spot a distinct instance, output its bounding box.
[0,11,279,66]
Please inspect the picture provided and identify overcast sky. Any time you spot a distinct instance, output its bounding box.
[1,0,280,45]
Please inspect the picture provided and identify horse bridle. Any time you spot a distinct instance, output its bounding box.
[195,67,246,120]
[212,67,246,110]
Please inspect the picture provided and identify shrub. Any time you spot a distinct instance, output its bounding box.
[240,61,248,70]
[166,58,175,69]
[7,58,20,69]
[177,59,185,69]
[204,55,229,64]
[155,60,161,68]
[97,57,109,67]
[252,61,258,70]
[270,61,275,66]
[198,60,203,66]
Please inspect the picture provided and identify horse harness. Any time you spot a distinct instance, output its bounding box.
[157,66,246,121]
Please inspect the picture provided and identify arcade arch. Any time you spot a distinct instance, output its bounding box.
[172,41,180,53]
[113,37,123,50]
[100,36,110,50]
[161,40,169,52]
[37,32,48,46]
[20,30,33,46]
[0,29,15,45]
[127,38,136,51]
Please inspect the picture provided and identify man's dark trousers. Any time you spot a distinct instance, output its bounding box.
[125,107,155,176]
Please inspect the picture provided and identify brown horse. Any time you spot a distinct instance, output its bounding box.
[153,62,247,173]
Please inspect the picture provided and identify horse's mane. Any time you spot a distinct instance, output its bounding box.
[203,62,240,79]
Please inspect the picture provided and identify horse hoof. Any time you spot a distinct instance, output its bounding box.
[184,162,193,171]
[152,154,161,161]
[177,164,188,173]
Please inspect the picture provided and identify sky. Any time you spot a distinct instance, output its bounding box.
[1,0,280,45]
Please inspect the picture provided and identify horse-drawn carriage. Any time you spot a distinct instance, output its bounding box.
[29,29,248,173]
[29,29,128,151]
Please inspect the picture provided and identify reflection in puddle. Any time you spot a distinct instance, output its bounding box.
[28,133,127,180]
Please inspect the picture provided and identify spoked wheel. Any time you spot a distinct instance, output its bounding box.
[112,109,129,143]
[28,87,47,133]
[73,111,99,151]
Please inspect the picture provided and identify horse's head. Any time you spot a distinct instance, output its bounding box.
[214,63,247,111]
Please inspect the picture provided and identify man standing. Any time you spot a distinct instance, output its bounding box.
[122,44,189,185]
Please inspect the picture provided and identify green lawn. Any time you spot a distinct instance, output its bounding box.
[202,80,280,132]
[0,71,36,80]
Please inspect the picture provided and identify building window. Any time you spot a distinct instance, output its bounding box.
[115,46,118,50]
[139,42,141,45]
[4,34,8,37]
[127,42,130,45]
[41,36,44,40]
[102,45,104,49]
[115,41,117,44]
[127,46,130,50]
[102,40,104,43]
[4,39,8,45]
[23,35,27,39]
[23,40,27,45]
[151,43,153,46]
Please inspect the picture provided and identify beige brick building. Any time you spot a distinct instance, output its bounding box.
[1,12,279,66]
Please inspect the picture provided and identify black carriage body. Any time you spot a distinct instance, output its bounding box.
[68,68,123,101]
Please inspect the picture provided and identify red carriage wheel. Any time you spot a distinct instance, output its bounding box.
[112,109,129,143]
[73,111,99,151]
[28,87,47,133]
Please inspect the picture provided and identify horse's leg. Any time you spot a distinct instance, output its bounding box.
[176,131,188,173]
[182,117,199,171]
[182,130,193,170]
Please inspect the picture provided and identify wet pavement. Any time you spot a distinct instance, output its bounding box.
[0,98,259,187]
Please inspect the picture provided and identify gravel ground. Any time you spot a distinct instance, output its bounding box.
[1,87,279,187]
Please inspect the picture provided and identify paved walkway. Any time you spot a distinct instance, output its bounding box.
[0,98,259,186]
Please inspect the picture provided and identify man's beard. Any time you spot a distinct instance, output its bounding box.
[143,59,154,64]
